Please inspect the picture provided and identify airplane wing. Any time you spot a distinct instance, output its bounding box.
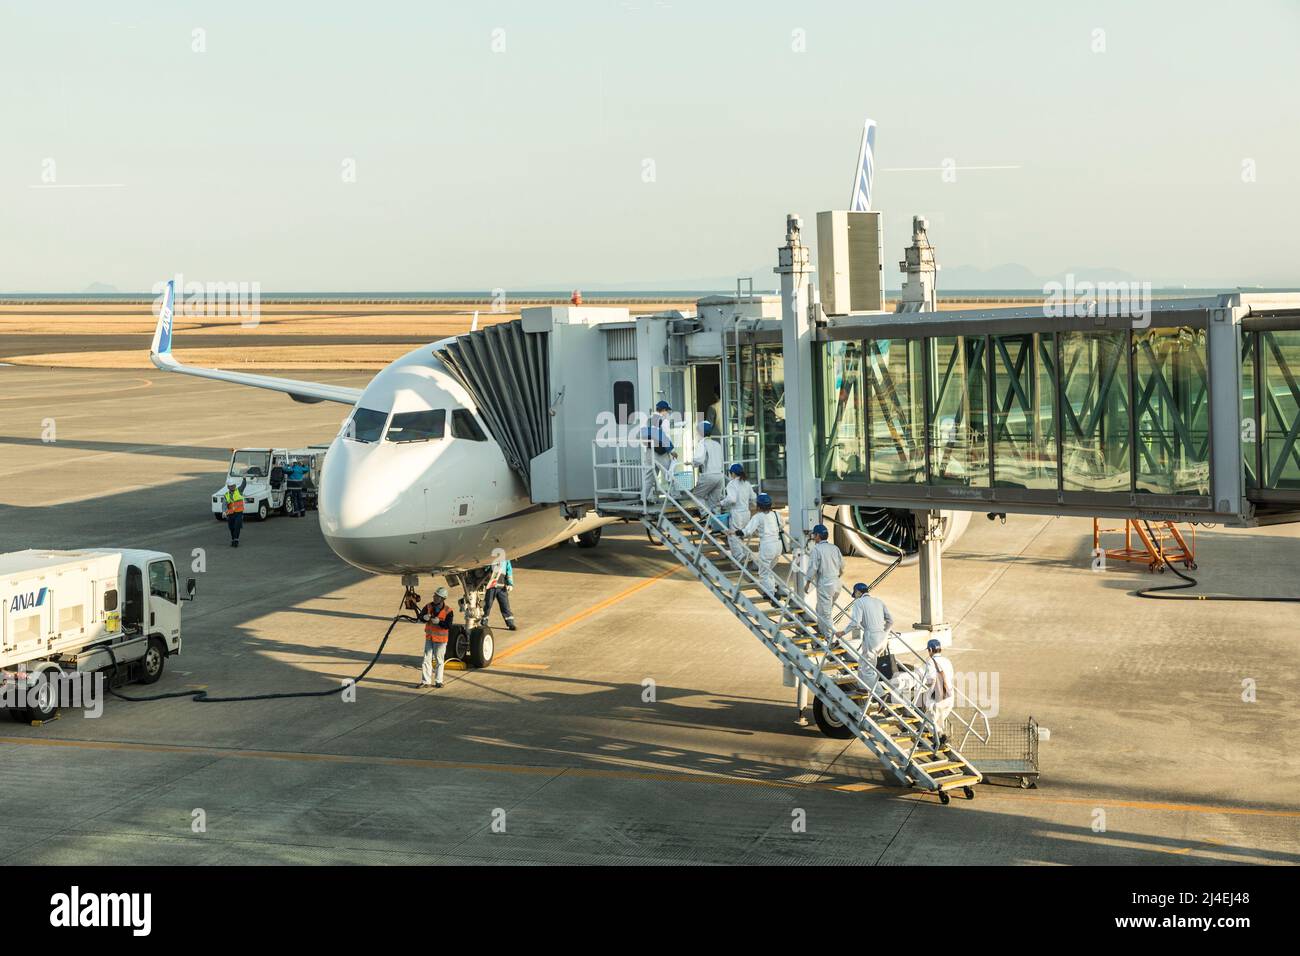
[148,280,363,406]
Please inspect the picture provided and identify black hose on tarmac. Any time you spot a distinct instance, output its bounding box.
[104,612,420,703]
[1133,521,1300,604]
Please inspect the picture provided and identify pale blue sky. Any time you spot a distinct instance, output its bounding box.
[2,0,1298,291]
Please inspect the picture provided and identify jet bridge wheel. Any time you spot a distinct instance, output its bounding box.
[812,696,855,739]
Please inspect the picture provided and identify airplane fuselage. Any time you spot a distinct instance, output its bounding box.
[316,341,607,575]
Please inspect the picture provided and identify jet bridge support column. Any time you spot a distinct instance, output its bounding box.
[777,213,821,725]
[912,510,950,643]
[776,213,820,538]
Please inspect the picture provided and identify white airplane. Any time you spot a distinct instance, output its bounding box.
[149,281,610,663]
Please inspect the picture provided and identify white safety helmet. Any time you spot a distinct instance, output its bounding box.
[435,586,449,599]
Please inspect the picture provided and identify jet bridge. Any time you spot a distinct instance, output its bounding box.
[805,294,1300,528]
[438,300,785,512]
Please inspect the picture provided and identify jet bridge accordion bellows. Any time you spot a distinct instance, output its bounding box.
[437,320,552,497]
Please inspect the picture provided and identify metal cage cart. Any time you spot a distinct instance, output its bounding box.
[957,717,1041,789]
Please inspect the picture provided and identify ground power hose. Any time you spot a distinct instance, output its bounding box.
[1133,520,1300,605]
[104,611,420,704]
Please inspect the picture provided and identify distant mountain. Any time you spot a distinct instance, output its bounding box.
[81,282,119,294]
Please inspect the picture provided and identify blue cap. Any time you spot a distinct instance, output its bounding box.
[926,638,943,652]
[812,523,828,538]
[728,463,743,475]
[701,421,713,434]
[756,492,772,507]
[655,400,670,411]
[852,582,869,594]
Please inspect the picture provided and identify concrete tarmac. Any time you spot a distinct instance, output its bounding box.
[1,367,1297,865]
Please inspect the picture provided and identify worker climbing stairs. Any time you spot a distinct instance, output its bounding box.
[593,446,985,802]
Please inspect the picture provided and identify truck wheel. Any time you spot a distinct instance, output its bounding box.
[25,673,59,723]
[469,626,495,668]
[576,528,602,548]
[813,697,855,739]
[256,501,270,521]
[138,637,167,685]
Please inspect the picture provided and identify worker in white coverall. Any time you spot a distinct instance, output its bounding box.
[736,492,785,600]
[836,582,894,684]
[690,421,725,510]
[718,464,755,563]
[641,400,676,503]
[803,523,843,639]
[921,638,956,751]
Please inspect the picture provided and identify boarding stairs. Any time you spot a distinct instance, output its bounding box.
[593,443,987,800]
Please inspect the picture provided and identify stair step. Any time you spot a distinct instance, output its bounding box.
[915,760,964,773]
[936,774,980,791]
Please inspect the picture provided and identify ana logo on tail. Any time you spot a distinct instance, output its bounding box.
[850,118,877,212]
[151,279,175,355]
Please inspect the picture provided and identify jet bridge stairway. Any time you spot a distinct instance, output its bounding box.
[634,486,984,801]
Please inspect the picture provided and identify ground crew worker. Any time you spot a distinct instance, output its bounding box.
[690,421,725,510]
[718,464,755,562]
[285,459,309,517]
[641,400,676,502]
[836,582,894,682]
[736,492,785,599]
[483,554,517,630]
[804,523,843,638]
[222,479,246,547]
[921,638,955,750]
[418,585,453,689]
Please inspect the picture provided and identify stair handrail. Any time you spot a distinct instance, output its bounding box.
[649,479,952,770]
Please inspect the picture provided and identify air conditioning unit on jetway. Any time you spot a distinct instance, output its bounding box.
[816,210,885,315]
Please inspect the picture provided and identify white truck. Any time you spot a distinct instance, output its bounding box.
[210,445,327,522]
[0,549,195,722]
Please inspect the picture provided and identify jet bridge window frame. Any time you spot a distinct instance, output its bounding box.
[815,308,1217,514]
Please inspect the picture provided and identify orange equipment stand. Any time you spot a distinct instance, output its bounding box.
[1092,518,1197,573]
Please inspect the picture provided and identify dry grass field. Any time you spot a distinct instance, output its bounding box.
[0,297,1023,370]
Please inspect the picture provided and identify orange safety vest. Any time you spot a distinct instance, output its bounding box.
[224,489,244,515]
[424,603,451,643]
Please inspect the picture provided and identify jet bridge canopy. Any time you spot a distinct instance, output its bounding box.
[812,294,1300,526]
[438,320,552,497]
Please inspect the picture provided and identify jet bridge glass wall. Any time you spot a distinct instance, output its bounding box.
[1244,328,1300,498]
[816,323,1215,510]
[725,340,787,481]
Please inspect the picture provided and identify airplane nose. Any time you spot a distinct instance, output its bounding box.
[317,434,440,573]
[317,438,372,537]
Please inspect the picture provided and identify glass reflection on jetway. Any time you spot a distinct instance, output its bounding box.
[815,324,1222,508]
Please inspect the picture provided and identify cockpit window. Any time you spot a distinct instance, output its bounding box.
[451,409,488,442]
[386,409,446,443]
[346,407,389,443]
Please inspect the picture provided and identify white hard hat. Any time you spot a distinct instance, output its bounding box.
[435,586,449,598]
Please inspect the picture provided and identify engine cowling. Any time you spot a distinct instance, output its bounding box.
[832,506,971,566]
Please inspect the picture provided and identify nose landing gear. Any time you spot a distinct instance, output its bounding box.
[444,568,497,670]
